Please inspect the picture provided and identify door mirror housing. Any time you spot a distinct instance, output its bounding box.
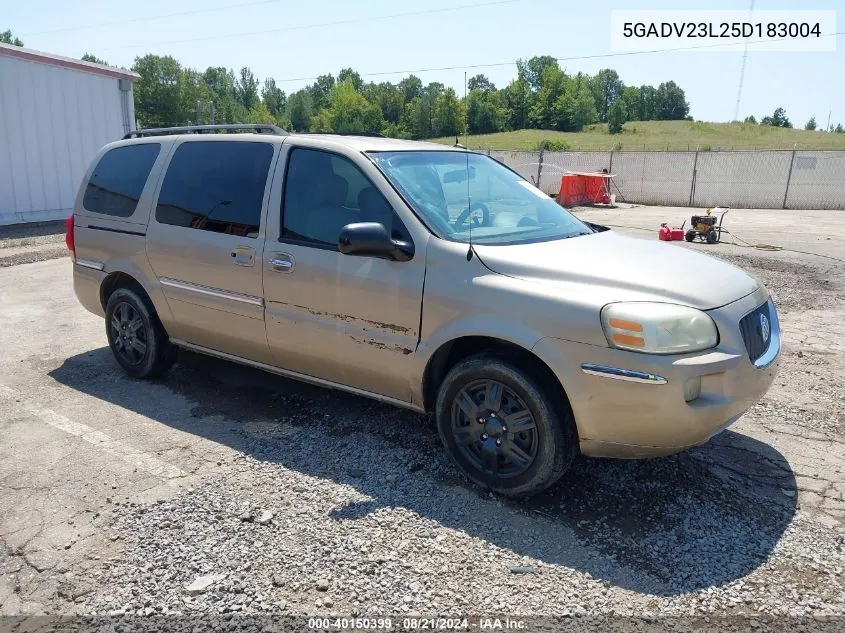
[338,222,414,262]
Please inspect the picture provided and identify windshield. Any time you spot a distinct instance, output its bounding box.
[368,150,593,245]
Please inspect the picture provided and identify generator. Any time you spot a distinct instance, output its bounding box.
[685,208,729,244]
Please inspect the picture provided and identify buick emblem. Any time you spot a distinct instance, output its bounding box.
[759,313,770,344]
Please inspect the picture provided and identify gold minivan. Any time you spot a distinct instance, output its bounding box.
[68,125,780,497]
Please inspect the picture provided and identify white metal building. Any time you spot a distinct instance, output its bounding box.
[0,42,140,225]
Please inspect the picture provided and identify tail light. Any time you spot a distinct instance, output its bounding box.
[65,214,76,263]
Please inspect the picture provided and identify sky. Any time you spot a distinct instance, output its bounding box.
[4,0,844,127]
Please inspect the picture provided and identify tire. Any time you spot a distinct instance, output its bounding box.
[706,230,718,244]
[434,354,578,498]
[685,229,696,243]
[105,286,177,379]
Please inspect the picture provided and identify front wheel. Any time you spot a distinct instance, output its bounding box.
[706,229,719,244]
[105,286,177,379]
[685,229,696,242]
[435,354,578,498]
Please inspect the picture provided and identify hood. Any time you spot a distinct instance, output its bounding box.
[473,231,760,310]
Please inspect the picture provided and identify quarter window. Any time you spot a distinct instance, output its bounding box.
[156,141,273,238]
[83,143,160,217]
[282,148,410,247]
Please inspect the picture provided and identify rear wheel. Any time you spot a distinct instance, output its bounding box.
[685,229,696,242]
[706,229,718,244]
[435,354,578,498]
[105,287,177,379]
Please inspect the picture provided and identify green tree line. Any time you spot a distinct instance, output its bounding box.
[9,26,845,138]
[125,53,692,137]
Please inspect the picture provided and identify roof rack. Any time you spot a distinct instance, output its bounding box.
[123,124,287,140]
[306,132,385,138]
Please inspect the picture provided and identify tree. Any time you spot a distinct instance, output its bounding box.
[132,55,186,127]
[761,107,791,128]
[607,99,627,134]
[500,77,531,130]
[287,89,313,132]
[563,78,597,130]
[81,53,108,65]
[519,56,559,91]
[835,123,844,134]
[309,74,335,111]
[656,81,689,120]
[467,74,495,93]
[246,101,277,125]
[530,65,569,129]
[467,89,506,134]
[261,78,287,120]
[804,117,817,131]
[236,67,259,111]
[590,69,624,123]
[337,67,363,92]
[744,115,757,124]
[398,75,422,103]
[308,79,384,134]
[620,86,642,121]
[0,29,23,46]
[432,88,464,137]
[639,85,660,120]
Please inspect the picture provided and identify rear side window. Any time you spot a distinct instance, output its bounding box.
[155,141,273,238]
[83,143,160,217]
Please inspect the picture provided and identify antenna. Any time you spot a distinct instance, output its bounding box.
[733,0,755,121]
[464,71,473,261]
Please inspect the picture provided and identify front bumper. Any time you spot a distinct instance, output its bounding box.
[532,285,780,458]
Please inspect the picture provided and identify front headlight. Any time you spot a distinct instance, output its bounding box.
[600,302,718,355]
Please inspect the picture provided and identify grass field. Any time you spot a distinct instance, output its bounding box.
[430,120,845,151]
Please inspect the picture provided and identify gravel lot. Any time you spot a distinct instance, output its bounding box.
[1,206,843,630]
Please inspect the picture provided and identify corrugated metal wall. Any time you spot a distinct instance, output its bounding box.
[0,56,133,225]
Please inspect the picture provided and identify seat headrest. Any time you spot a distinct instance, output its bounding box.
[314,174,348,207]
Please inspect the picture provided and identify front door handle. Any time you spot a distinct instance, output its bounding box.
[230,246,255,267]
[270,253,295,273]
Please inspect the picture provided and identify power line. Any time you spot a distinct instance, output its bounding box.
[270,31,845,83]
[101,0,524,51]
[22,0,280,37]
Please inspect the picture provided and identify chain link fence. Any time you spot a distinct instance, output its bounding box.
[485,148,845,210]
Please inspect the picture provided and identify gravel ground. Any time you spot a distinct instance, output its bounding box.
[63,247,844,624]
[1,215,843,631]
[0,220,67,267]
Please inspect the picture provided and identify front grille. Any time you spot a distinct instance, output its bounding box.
[739,301,773,363]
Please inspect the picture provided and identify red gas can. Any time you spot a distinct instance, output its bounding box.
[659,223,685,241]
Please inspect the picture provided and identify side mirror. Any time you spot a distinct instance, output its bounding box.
[338,222,414,262]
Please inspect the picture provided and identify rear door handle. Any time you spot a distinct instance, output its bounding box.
[270,253,295,273]
[230,246,255,267]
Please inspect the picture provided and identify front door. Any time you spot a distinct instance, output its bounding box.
[262,146,426,402]
[145,139,278,364]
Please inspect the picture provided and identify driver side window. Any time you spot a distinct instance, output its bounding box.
[282,148,410,248]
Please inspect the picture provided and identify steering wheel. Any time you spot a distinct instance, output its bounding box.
[453,201,491,230]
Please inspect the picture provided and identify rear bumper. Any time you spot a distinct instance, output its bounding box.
[532,286,779,457]
[73,263,106,318]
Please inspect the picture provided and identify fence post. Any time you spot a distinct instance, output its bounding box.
[609,149,614,173]
[536,146,545,189]
[688,148,699,207]
[782,146,796,209]
[196,100,202,126]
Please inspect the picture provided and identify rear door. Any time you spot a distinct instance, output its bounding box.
[145,138,279,364]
